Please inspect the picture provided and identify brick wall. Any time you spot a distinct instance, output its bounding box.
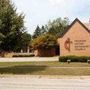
[34,48,56,57]
[58,21,90,56]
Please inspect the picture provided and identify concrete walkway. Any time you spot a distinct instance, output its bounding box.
[0,57,59,62]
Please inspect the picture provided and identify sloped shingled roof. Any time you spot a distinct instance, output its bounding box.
[60,18,90,38]
[84,23,90,30]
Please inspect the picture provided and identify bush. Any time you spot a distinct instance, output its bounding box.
[59,56,90,62]
[13,53,35,57]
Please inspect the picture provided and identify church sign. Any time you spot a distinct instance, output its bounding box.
[74,40,90,51]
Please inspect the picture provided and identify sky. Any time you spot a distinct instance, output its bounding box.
[12,0,90,34]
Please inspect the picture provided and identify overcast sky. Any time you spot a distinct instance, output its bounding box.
[12,0,90,34]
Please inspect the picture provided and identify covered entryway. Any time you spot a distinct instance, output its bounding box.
[55,45,60,55]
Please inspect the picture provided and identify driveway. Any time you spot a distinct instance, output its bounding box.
[0,57,59,62]
[0,75,90,90]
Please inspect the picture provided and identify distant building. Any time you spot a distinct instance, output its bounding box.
[34,48,56,57]
[58,18,90,56]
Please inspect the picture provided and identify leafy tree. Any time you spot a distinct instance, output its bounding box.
[0,0,25,52]
[32,17,69,49]
[47,17,69,38]
[32,34,56,49]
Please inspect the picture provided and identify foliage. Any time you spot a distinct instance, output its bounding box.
[32,26,41,39]
[13,53,34,57]
[32,18,69,49]
[47,17,69,38]
[41,25,47,34]
[32,17,69,49]
[32,34,57,49]
[59,56,90,62]
[32,25,47,39]
[21,32,31,50]
[0,0,25,52]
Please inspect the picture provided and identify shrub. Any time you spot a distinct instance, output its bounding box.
[13,53,35,57]
[59,56,90,62]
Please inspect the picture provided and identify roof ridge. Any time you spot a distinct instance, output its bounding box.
[60,18,90,38]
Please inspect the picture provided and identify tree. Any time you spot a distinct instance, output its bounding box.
[41,25,47,34]
[32,25,47,39]
[32,25,41,39]
[0,0,25,52]
[32,17,69,50]
[47,17,69,38]
[21,32,31,50]
[32,34,56,49]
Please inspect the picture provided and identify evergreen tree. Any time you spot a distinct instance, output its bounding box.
[32,17,69,49]
[0,0,25,52]
[21,32,31,50]
[41,25,47,34]
[32,25,41,39]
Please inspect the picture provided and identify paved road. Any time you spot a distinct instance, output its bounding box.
[0,57,59,62]
[0,76,90,90]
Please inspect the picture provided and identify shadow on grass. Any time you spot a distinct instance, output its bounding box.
[0,65,47,74]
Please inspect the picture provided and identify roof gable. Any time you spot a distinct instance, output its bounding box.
[60,18,90,38]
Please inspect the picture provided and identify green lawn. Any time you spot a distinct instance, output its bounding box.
[0,62,90,75]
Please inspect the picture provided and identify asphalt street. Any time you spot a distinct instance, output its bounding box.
[0,76,90,90]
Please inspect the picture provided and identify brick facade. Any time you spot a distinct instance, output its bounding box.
[58,18,90,56]
[34,48,56,57]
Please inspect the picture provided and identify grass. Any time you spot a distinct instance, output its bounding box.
[0,61,90,67]
[0,61,90,75]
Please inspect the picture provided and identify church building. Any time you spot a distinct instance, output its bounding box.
[58,18,90,56]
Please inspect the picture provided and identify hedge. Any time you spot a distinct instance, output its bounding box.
[59,56,90,62]
[13,53,35,57]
